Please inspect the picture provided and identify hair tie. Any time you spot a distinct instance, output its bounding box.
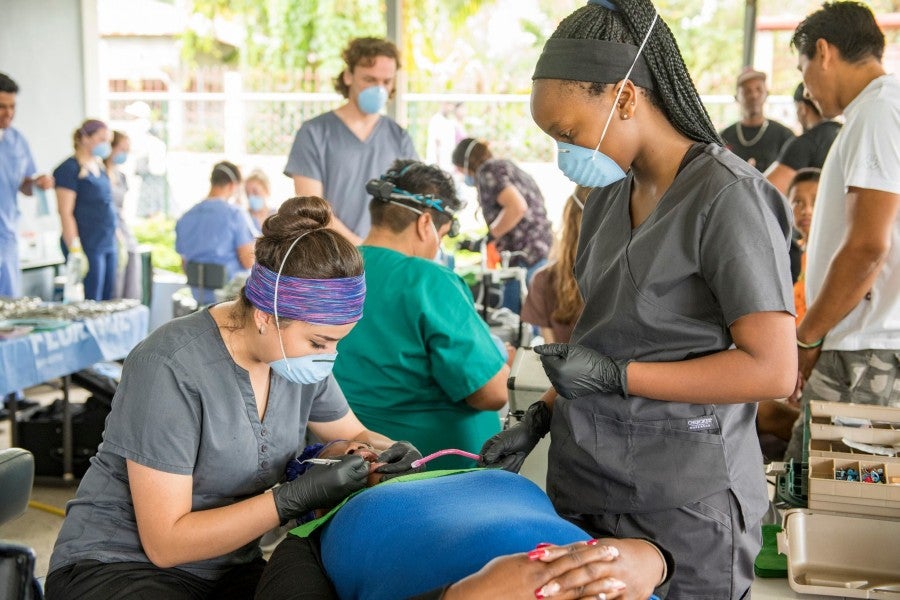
[215,164,239,185]
[462,139,479,173]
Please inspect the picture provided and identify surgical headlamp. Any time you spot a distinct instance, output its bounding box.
[366,178,461,238]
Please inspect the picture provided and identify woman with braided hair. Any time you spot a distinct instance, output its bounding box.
[480,0,797,597]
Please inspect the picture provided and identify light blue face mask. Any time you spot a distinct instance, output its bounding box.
[92,142,112,159]
[269,231,338,385]
[463,174,475,187]
[112,152,128,165]
[556,12,658,188]
[358,85,388,114]
[269,352,337,385]
[248,194,265,211]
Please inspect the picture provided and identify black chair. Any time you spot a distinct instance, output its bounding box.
[184,261,228,300]
[0,448,42,600]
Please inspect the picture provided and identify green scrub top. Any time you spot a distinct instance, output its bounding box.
[334,246,505,469]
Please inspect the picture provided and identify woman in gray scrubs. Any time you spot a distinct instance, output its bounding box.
[481,1,796,598]
[45,196,422,600]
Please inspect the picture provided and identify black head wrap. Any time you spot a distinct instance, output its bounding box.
[532,38,655,90]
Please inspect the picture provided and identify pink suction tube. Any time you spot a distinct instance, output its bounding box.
[411,449,482,469]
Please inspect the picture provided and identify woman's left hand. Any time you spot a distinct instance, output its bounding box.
[373,441,423,481]
[443,538,662,600]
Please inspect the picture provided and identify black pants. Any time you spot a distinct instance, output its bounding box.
[254,535,337,600]
[45,558,267,600]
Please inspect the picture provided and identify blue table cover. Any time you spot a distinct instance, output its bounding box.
[0,305,149,395]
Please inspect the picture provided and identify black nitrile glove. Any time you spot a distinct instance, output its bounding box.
[456,237,485,253]
[271,454,369,522]
[534,343,630,399]
[373,441,423,481]
[480,400,551,473]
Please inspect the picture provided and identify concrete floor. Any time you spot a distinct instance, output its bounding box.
[0,386,833,598]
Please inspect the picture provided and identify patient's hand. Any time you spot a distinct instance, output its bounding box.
[442,538,662,600]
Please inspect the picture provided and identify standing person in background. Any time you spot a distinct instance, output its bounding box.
[521,186,591,344]
[452,137,553,314]
[0,72,55,298]
[284,37,418,245]
[333,160,509,470]
[788,168,820,324]
[757,168,820,462]
[720,68,795,172]
[53,119,119,301]
[175,162,256,305]
[785,0,900,461]
[765,82,841,195]
[245,169,276,232]
[481,0,797,596]
[104,131,141,300]
[425,102,464,171]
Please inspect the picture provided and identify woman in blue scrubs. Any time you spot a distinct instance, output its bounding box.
[53,119,119,300]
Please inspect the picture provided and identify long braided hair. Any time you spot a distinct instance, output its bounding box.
[551,0,721,145]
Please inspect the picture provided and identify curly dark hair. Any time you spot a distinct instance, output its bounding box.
[333,37,402,99]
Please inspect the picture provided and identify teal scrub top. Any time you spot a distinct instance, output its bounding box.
[334,246,505,469]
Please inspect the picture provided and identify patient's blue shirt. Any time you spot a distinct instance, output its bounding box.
[319,469,590,600]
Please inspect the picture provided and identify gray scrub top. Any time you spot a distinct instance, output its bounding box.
[48,309,350,579]
[284,111,419,238]
[547,143,793,525]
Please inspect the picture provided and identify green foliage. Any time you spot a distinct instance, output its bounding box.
[133,216,183,274]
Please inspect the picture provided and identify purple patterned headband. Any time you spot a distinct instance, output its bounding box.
[244,263,365,325]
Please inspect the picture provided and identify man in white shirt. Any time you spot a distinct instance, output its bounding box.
[786,1,900,459]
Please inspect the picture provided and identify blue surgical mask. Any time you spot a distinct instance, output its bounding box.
[92,142,112,159]
[556,12,658,188]
[112,152,128,165]
[270,352,337,385]
[358,85,388,114]
[248,194,265,211]
[463,174,475,187]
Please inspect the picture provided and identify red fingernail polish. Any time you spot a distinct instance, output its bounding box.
[534,588,545,599]
[527,549,546,560]
[536,542,552,548]
[586,538,600,546]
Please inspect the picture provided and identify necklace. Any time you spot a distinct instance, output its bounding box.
[736,120,769,147]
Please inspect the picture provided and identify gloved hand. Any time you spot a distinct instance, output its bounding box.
[456,237,486,253]
[534,343,630,399]
[67,238,90,279]
[271,454,368,522]
[373,441,423,481]
[480,400,551,472]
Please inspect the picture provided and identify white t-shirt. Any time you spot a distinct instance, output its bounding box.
[806,74,900,351]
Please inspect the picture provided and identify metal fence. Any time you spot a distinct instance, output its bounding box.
[105,86,797,162]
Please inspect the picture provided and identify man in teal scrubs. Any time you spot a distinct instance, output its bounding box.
[333,160,509,469]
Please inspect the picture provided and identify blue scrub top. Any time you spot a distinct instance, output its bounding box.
[175,198,257,302]
[0,127,36,242]
[53,157,117,252]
